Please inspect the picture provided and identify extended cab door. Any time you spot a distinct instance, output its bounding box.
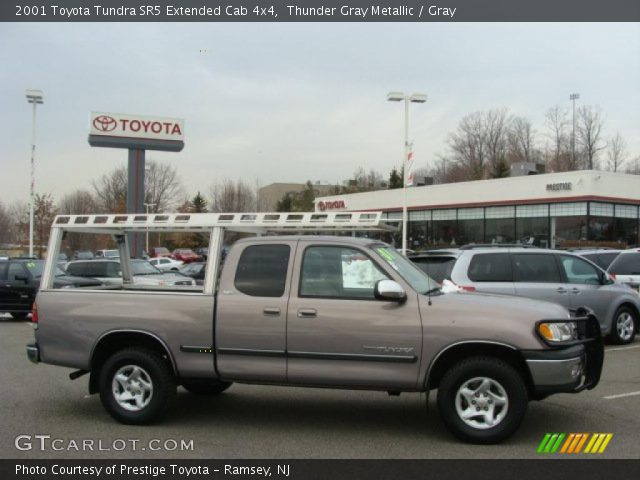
[286,242,423,389]
[215,241,295,382]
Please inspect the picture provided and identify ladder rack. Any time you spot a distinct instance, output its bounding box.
[51,211,396,234]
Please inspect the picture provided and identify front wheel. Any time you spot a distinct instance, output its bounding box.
[437,356,528,444]
[610,306,637,345]
[99,348,176,424]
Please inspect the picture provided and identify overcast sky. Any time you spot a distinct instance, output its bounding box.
[1,22,639,205]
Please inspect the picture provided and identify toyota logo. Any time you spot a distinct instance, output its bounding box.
[317,201,326,211]
[93,115,117,132]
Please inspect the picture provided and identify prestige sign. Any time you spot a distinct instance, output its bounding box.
[88,112,184,152]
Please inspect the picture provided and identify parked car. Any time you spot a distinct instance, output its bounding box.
[194,247,208,261]
[172,248,200,263]
[73,250,94,260]
[149,246,172,258]
[607,248,640,292]
[148,257,183,272]
[65,259,195,286]
[572,249,622,270]
[409,249,459,283]
[179,262,206,285]
[95,249,120,259]
[57,253,69,262]
[0,259,102,320]
[409,246,639,344]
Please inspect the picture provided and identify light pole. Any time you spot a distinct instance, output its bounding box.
[387,91,427,255]
[25,89,43,258]
[570,93,580,167]
[144,202,156,254]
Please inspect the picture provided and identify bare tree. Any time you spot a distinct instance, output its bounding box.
[626,155,640,175]
[0,202,13,245]
[92,165,127,213]
[508,116,536,164]
[484,109,511,178]
[33,194,57,258]
[576,105,606,170]
[58,190,98,215]
[544,106,571,171]
[9,201,29,247]
[145,161,183,212]
[209,179,257,213]
[92,160,182,213]
[448,111,487,180]
[605,133,627,172]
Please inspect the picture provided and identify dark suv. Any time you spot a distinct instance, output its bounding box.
[0,259,102,320]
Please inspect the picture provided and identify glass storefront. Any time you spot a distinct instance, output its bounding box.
[384,201,638,250]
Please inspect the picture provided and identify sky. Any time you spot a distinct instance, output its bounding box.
[1,22,639,205]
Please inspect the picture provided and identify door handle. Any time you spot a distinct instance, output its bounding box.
[570,288,581,294]
[556,287,567,294]
[263,307,281,316]
[297,308,317,318]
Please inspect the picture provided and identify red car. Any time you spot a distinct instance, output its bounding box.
[149,246,172,258]
[171,248,200,264]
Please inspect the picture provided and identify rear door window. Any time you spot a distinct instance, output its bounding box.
[66,262,86,277]
[512,254,561,283]
[234,244,290,297]
[467,253,512,282]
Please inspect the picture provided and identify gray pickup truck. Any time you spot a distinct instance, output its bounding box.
[26,212,603,444]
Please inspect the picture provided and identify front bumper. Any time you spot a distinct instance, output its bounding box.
[26,342,40,364]
[524,313,604,398]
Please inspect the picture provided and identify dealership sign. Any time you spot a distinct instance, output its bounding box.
[317,200,346,211]
[88,112,185,152]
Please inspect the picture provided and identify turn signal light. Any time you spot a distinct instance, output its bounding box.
[460,285,476,292]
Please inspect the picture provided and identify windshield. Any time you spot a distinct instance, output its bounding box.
[131,260,162,275]
[371,245,438,295]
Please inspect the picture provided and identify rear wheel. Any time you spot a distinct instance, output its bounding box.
[182,380,232,395]
[610,306,637,345]
[99,348,176,424]
[437,356,528,444]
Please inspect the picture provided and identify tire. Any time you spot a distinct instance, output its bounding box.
[437,356,528,444]
[182,379,232,395]
[99,348,176,424]
[610,306,637,345]
[11,312,29,321]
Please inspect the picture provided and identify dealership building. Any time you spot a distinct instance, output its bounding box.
[314,170,640,249]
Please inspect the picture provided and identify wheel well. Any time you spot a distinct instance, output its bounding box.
[425,343,535,397]
[618,302,640,332]
[88,331,175,394]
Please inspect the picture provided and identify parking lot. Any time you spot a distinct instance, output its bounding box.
[1,317,639,459]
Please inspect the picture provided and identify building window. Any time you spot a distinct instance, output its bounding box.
[551,202,588,248]
[516,204,549,247]
[484,206,515,244]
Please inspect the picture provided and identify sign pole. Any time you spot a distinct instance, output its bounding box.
[127,148,145,258]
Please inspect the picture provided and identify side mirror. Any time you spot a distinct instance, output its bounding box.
[374,279,406,302]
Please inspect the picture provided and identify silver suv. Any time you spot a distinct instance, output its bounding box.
[412,246,639,344]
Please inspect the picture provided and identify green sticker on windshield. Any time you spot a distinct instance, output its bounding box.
[376,248,394,262]
[26,262,36,268]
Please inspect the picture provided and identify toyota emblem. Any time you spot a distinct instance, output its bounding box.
[93,115,117,132]
[317,201,326,211]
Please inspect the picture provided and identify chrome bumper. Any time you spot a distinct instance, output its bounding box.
[526,356,584,388]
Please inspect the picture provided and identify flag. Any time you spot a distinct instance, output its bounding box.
[405,142,415,187]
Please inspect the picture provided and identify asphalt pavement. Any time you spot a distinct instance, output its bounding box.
[1,317,639,459]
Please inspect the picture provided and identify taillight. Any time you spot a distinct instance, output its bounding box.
[460,285,476,292]
[610,273,616,280]
[31,302,39,324]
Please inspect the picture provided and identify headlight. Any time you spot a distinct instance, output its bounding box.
[537,321,578,343]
